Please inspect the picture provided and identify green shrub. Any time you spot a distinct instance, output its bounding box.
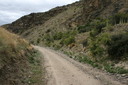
[89,19,107,37]
[60,36,75,45]
[37,38,41,44]
[43,34,54,46]
[89,33,110,57]
[53,44,61,50]
[53,32,63,40]
[77,19,107,33]
[55,31,77,46]
[63,30,77,38]
[107,34,128,60]
[96,22,106,29]
[44,34,54,42]
[89,43,104,56]
[97,33,111,45]
[77,24,92,33]
[90,29,100,37]
[90,19,107,32]
[43,30,77,47]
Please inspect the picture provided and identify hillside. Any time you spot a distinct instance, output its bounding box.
[3,1,82,44]
[3,0,128,76]
[0,27,43,85]
[4,0,128,43]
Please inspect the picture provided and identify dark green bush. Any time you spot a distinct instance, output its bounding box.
[53,32,63,40]
[44,34,54,42]
[77,24,92,33]
[43,34,54,46]
[77,19,107,33]
[90,44,104,56]
[92,19,106,33]
[90,29,100,37]
[107,34,128,60]
[60,36,75,45]
[89,19,107,37]
[37,38,41,44]
[89,33,110,57]
[55,31,77,46]
[82,40,88,47]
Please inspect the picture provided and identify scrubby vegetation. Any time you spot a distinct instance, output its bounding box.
[59,31,76,46]
[37,13,128,74]
[77,14,128,73]
[107,33,128,60]
[78,18,107,34]
[87,14,128,60]
[38,30,77,47]
[89,33,110,58]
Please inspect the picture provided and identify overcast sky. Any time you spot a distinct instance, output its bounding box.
[0,0,79,25]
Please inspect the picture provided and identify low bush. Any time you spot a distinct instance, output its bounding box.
[89,33,110,58]
[107,33,128,60]
[60,36,75,45]
[77,24,92,33]
[43,30,77,46]
[44,34,54,42]
[88,19,107,37]
[77,18,107,34]
[53,32,63,40]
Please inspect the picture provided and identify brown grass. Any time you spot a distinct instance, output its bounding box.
[0,27,33,85]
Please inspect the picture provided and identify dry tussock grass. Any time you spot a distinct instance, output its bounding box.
[0,27,29,49]
[0,27,34,85]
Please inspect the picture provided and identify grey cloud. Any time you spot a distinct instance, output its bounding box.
[0,0,79,25]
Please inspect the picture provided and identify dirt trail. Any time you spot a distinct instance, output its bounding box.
[34,46,125,85]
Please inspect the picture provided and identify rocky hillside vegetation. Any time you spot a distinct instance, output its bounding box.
[4,0,128,75]
[0,27,44,85]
